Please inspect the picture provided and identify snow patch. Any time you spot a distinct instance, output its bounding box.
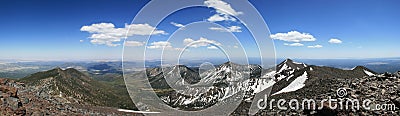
[252,79,275,93]
[364,70,375,76]
[272,72,308,96]
[293,61,303,65]
[278,64,289,73]
[117,109,160,114]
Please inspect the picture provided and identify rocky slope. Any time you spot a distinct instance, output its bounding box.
[1,59,399,115]
[0,68,138,115]
[144,59,399,115]
[231,59,400,115]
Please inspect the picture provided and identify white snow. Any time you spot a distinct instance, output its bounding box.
[117,109,160,114]
[252,79,276,93]
[310,67,313,71]
[183,97,199,105]
[261,71,276,78]
[364,70,375,76]
[272,72,308,96]
[278,64,289,73]
[286,74,294,81]
[293,61,303,65]
[225,67,231,72]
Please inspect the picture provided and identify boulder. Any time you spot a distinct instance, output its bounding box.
[395,71,400,78]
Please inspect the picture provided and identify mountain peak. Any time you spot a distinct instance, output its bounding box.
[352,66,368,70]
[284,58,294,63]
[352,66,373,72]
[352,66,376,75]
[223,61,234,65]
[277,59,307,73]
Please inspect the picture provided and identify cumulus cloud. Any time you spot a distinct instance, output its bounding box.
[170,22,185,28]
[147,41,173,49]
[307,45,323,48]
[183,37,222,48]
[80,23,166,47]
[125,41,144,47]
[283,43,304,47]
[270,31,316,42]
[207,46,218,50]
[204,0,242,22]
[209,26,242,32]
[328,38,342,44]
[204,0,242,16]
[207,14,237,22]
[79,40,84,42]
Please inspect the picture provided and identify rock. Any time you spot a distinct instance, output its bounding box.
[383,72,394,77]
[312,102,339,115]
[7,97,21,110]
[22,97,29,104]
[395,71,400,78]
[391,97,400,108]
[370,86,378,91]
[373,111,381,115]
[0,85,18,97]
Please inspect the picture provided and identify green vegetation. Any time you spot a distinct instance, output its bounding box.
[19,68,136,110]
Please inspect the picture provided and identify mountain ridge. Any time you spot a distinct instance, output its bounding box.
[0,59,398,115]
[19,68,135,109]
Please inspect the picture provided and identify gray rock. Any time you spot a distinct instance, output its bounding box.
[391,97,400,107]
[370,86,378,91]
[23,97,29,104]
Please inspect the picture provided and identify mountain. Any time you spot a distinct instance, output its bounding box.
[18,68,135,110]
[141,59,399,115]
[242,59,399,115]
[1,59,398,115]
[0,67,137,115]
[270,59,375,96]
[142,61,273,111]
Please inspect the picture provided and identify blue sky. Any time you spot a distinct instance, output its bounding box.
[0,0,399,61]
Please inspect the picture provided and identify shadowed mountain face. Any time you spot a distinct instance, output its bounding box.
[271,59,374,95]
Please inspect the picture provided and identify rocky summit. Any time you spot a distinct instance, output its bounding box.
[0,68,139,115]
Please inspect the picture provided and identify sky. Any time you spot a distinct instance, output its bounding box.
[0,0,399,61]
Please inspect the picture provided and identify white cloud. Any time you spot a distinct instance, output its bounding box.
[209,26,242,32]
[307,45,323,48]
[328,38,342,44]
[207,46,218,50]
[204,0,242,22]
[270,31,316,42]
[183,38,195,45]
[204,0,243,16]
[125,41,144,47]
[284,43,304,47]
[170,22,185,28]
[207,14,236,22]
[147,41,173,49]
[183,37,222,48]
[79,40,84,42]
[80,23,166,47]
[233,45,239,48]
